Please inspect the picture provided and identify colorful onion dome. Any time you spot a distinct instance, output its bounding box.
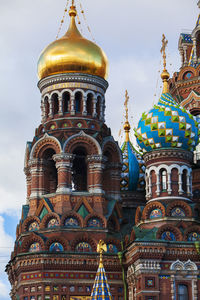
[135,93,199,152]
[120,90,144,191]
[135,35,199,153]
[37,4,108,80]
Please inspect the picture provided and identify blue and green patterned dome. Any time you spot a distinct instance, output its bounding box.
[120,141,143,191]
[135,92,199,152]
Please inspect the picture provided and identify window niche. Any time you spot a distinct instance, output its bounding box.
[72,147,87,191]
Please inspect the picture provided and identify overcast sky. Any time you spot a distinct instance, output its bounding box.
[0,0,199,298]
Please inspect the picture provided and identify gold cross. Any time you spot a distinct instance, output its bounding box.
[124,90,129,123]
[160,34,168,70]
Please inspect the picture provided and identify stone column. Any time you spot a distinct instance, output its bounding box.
[87,155,107,194]
[167,171,172,195]
[183,45,188,66]
[82,95,87,116]
[179,48,184,68]
[193,38,197,63]
[24,167,31,204]
[92,95,97,118]
[49,98,53,118]
[71,95,75,115]
[156,171,160,196]
[53,153,74,193]
[178,172,183,195]
[58,95,63,116]
[41,98,45,123]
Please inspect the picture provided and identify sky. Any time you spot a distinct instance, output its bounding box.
[0,0,199,298]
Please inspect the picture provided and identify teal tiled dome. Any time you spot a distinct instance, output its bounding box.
[135,93,199,152]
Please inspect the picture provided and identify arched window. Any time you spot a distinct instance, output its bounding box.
[72,147,87,191]
[42,149,57,194]
[75,92,82,113]
[182,170,187,192]
[63,92,70,113]
[96,96,101,119]
[160,169,167,191]
[86,93,93,115]
[44,96,49,118]
[52,93,59,115]
[178,284,188,300]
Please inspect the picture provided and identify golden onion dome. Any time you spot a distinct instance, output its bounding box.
[37,5,108,80]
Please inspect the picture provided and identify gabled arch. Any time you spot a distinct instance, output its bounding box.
[84,213,106,228]
[40,212,60,229]
[102,136,122,163]
[142,201,165,220]
[30,133,62,159]
[45,235,69,251]
[21,233,45,253]
[166,200,192,217]
[63,131,102,155]
[60,211,84,228]
[170,260,184,271]
[22,216,41,232]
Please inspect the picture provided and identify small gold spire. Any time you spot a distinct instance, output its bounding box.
[160,34,170,93]
[97,240,107,268]
[69,0,77,17]
[124,90,131,142]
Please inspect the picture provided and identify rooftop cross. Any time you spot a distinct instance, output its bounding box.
[124,90,131,142]
[160,34,168,71]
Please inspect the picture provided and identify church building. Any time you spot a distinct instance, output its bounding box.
[6,1,200,300]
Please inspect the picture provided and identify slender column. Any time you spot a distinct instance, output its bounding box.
[53,153,74,193]
[183,45,188,66]
[156,171,160,196]
[178,172,183,195]
[186,172,191,196]
[58,95,63,116]
[145,174,149,198]
[167,171,172,195]
[41,98,45,122]
[82,95,87,116]
[49,98,53,118]
[24,168,31,203]
[29,159,42,199]
[193,38,197,63]
[92,95,97,118]
[148,173,152,197]
[87,155,106,194]
[71,95,75,115]
[179,48,184,67]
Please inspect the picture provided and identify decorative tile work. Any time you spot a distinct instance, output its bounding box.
[28,221,39,231]
[171,207,185,217]
[161,231,176,241]
[149,208,162,219]
[145,277,155,288]
[64,217,79,227]
[75,242,92,252]
[47,218,59,228]
[87,218,102,228]
[91,264,112,300]
[29,242,41,253]
[159,275,170,279]
[49,242,64,252]
[107,244,118,253]
[136,93,199,152]
[187,232,200,241]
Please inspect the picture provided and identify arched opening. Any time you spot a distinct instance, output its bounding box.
[160,169,167,191]
[86,93,93,115]
[72,147,87,191]
[42,148,57,194]
[182,169,187,192]
[44,97,49,118]
[52,93,59,115]
[75,92,82,113]
[103,150,113,192]
[177,284,188,300]
[63,92,70,113]
[196,31,200,59]
[96,96,101,119]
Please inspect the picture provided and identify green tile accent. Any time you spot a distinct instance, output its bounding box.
[158,129,165,137]
[179,122,186,130]
[77,204,89,218]
[144,140,150,146]
[151,123,158,130]
[172,116,179,122]
[166,136,172,142]
[145,118,151,125]
[185,131,191,138]
[171,142,177,147]
[39,207,48,220]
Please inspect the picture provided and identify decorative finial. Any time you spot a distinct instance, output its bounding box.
[97,240,107,267]
[124,90,131,142]
[160,34,170,93]
[69,0,77,17]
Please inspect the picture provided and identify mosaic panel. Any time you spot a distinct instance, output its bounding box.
[161,231,176,241]
[64,217,79,227]
[107,244,118,253]
[75,242,92,252]
[171,207,186,217]
[47,218,59,228]
[29,242,41,253]
[49,242,64,252]
[28,221,39,231]
[187,232,200,241]
[87,218,102,228]
[149,208,162,219]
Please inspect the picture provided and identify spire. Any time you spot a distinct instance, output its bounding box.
[124,90,131,142]
[64,0,82,38]
[91,240,112,300]
[160,34,170,94]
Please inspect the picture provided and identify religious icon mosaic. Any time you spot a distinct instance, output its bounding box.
[107,244,118,253]
[47,218,59,228]
[161,231,176,241]
[187,232,200,241]
[75,242,92,252]
[149,208,162,219]
[87,218,102,228]
[28,221,39,231]
[49,242,64,252]
[171,207,186,217]
[29,242,41,253]
[64,217,79,227]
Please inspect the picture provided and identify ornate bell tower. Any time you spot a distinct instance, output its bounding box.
[6,2,124,300]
